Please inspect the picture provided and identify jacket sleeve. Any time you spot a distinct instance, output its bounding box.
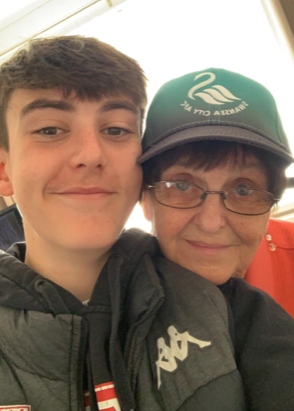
[220,278,294,411]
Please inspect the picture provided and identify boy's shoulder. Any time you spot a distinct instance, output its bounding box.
[0,245,50,312]
[2,242,26,260]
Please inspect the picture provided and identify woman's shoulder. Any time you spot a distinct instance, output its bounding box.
[219,277,294,332]
[220,279,294,410]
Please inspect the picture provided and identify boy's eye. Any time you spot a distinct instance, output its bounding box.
[103,127,130,136]
[35,127,62,136]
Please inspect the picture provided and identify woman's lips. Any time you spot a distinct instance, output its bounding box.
[186,240,229,253]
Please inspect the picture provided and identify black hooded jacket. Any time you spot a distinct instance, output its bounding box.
[0,229,293,410]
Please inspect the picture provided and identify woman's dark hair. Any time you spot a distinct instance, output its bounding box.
[142,140,288,199]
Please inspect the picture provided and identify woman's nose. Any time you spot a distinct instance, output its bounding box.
[192,193,226,232]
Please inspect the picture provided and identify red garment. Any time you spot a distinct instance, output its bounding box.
[245,218,294,316]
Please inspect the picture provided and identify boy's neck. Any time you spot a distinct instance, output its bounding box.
[24,239,111,301]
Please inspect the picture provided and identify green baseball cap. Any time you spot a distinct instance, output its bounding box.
[139,68,293,164]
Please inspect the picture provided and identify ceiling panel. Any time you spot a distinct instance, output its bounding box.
[0,0,126,63]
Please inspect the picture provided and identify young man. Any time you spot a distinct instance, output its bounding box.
[0,35,147,410]
[0,38,250,411]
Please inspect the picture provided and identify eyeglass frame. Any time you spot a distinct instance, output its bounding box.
[146,180,280,216]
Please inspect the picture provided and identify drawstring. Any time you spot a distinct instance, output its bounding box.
[86,348,99,411]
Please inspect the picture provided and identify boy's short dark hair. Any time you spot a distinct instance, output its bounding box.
[142,140,288,200]
[0,35,147,149]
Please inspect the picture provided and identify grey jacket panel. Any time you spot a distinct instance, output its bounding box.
[131,256,246,411]
[0,307,82,410]
[178,370,245,411]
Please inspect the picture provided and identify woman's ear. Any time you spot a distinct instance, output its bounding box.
[0,148,13,197]
[140,190,152,222]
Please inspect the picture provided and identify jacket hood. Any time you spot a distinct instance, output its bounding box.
[0,229,160,315]
[0,246,56,312]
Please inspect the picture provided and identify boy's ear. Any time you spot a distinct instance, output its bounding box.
[0,148,13,197]
[140,190,152,222]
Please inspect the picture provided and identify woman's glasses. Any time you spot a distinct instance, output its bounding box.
[147,180,279,216]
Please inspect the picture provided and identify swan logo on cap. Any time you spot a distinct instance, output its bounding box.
[188,72,241,105]
[181,71,249,118]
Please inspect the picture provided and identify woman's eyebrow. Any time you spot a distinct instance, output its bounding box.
[20,99,74,118]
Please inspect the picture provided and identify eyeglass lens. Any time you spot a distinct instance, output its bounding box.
[153,181,273,215]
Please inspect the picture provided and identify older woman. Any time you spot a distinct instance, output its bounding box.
[137,68,294,410]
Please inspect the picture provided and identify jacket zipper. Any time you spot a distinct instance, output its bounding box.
[124,296,164,391]
[77,318,89,410]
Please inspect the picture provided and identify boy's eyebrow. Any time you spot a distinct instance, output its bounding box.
[20,99,74,118]
[100,100,139,115]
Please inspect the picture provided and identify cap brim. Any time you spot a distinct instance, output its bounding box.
[138,125,294,164]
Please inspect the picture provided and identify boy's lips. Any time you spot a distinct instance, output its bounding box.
[57,187,114,195]
[50,187,117,202]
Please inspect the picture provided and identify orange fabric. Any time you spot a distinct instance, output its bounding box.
[245,218,294,317]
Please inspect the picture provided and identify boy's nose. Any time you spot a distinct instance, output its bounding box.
[70,129,107,169]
